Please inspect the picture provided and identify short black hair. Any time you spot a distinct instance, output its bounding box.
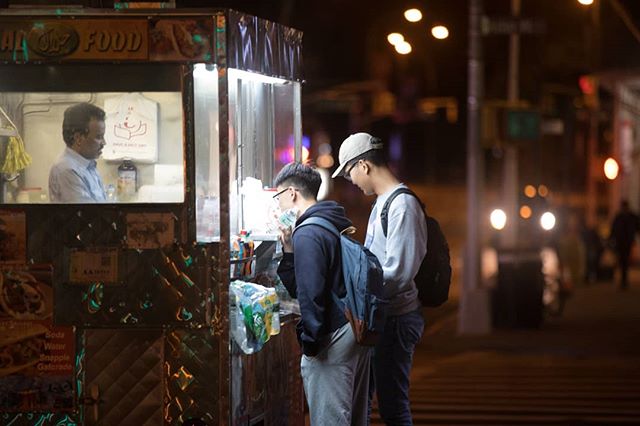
[349,148,386,169]
[274,162,322,200]
[62,103,106,147]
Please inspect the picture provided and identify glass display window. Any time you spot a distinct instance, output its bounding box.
[227,69,302,240]
[0,64,185,205]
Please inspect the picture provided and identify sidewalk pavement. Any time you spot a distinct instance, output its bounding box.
[400,267,640,425]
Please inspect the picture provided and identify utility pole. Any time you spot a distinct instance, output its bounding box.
[459,0,490,334]
[502,0,521,248]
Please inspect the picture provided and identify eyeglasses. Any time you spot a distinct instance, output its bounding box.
[344,160,359,180]
[272,186,298,200]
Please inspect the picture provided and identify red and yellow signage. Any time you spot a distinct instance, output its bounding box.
[0,18,213,62]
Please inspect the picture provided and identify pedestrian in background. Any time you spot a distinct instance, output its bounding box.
[333,132,426,425]
[580,216,603,285]
[609,200,640,290]
[275,162,371,426]
[558,212,586,297]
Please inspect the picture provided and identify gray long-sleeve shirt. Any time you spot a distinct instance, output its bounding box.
[365,184,427,316]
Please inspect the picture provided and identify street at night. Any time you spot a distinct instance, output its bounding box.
[1,0,640,425]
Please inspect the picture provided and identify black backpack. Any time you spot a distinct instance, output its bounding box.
[380,187,451,307]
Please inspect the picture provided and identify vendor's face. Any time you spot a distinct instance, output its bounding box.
[75,118,106,160]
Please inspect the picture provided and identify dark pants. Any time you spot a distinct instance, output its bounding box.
[372,309,424,426]
[617,247,631,289]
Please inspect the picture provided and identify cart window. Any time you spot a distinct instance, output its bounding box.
[194,64,220,242]
[228,69,301,238]
[0,65,185,204]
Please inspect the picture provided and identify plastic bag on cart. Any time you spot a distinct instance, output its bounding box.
[230,280,280,354]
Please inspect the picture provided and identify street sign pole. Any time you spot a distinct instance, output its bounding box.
[459,0,491,335]
[502,0,521,249]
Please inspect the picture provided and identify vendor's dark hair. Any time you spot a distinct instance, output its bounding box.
[274,162,322,200]
[62,103,106,147]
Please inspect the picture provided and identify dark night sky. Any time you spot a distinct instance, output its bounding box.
[179,0,640,96]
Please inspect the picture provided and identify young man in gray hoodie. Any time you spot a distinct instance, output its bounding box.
[333,133,427,425]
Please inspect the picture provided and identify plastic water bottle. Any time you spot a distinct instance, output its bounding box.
[278,208,298,228]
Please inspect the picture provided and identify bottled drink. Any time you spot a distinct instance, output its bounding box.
[117,159,137,201]
[278,208,298,228]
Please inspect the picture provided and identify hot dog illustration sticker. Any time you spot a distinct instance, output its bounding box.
[0,211,26,265]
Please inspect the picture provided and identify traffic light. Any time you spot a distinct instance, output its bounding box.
[579,75,598,109]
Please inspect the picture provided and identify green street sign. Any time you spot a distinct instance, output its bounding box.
[504,109,541,143]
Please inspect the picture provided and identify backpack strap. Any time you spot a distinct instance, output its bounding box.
[294,216,340,237]
[380,187,426,237]
[293,216,345,309]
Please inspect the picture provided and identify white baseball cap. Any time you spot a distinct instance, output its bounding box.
[332,132,383,178]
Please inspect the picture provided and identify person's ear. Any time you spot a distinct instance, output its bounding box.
[361,160,371,175]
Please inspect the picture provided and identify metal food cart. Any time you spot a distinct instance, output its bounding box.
[0,5,304,425]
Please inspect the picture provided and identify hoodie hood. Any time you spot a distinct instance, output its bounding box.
[296,200,352,232]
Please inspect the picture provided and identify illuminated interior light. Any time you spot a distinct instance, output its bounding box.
[228,68,288,85]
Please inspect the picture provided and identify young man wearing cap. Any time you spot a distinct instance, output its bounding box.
[275,162,371,426]
[333,133,427,425]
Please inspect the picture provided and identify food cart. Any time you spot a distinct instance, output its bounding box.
[0,5,304,425]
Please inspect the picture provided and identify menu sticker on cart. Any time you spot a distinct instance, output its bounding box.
[125,212,175,249]
[69,248,118,284]
[0,210,26,265]
[0,266,75,413]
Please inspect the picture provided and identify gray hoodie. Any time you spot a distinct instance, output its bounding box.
[365,184,427,315]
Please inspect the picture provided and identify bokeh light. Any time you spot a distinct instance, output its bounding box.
[524,185,537,198]
[604,157,619,180]
[431,25,449,40]
[490,209,507,230]
[404,8,423,22]
[538,184,549,197]
[540,212,556,231]
[578,0,594,5]
[387,32,404,46]
[395,41,412,54]
[520,205,532,219]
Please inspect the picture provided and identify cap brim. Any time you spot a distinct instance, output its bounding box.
[331,161,348,179]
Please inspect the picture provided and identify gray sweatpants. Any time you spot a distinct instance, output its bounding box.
[300,323,372,426]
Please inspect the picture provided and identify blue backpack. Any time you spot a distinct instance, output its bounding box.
[294,217,388,346]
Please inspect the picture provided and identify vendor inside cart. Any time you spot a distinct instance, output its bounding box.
[49,102,107,203]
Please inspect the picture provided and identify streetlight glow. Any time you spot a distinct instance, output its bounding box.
[540,212,556,231]
[395,41,412,55]
[431,25,449,40]
[578,0,594,5]
[387,32,404,46]
[490,209,507,230]
[524,185,537,198]
[404,8,423,22]
[604,157,619,180]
